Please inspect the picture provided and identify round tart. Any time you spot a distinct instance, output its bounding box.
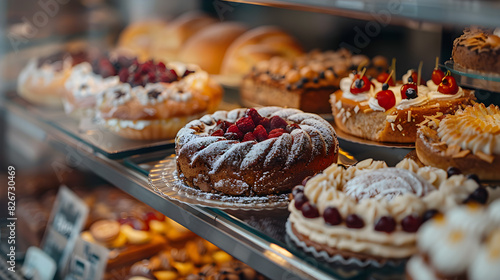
[416,103,500,181]
[406,200,500,280]
[97,60,223,140]
[330,70,476,143]
[17,50,89,107]
[175,107,339,196]
[452,26,500,73]
[288,158,488,264]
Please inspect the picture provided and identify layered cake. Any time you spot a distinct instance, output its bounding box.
[97,60,223,140]
[330,68,475,143]
[452,26,500,73]
[240,50,388,114]
[406,201,500,280]
[175,107,339,196]
[416,103,500,181]
[288,158,489,264]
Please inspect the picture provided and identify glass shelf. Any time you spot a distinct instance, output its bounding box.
[226,0,500,27]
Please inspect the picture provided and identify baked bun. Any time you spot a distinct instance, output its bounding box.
[416,103,500,181]
[452,26,500,73]
[117,20,168,62]
[175,107,339,196]
[331,71,476,143]
[220,26,304,80]
[178,22,248,74]
[151,11,217,62]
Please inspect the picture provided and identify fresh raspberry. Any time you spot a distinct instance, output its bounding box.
[157,62,166,71]
[247,108,263,124]
[210,129,224,137]
[118,68,129,83]
[253,125,268,142]
[226,124,243,139]
[268,128,286,138]
[259,118,271,131]
[270,116,288,130]
[242,132,256,142]
[236,117,255,133]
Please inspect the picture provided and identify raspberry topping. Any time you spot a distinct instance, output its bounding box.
[209,109,299,143]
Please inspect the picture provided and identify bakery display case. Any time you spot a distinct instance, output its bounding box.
[1,1,500,280]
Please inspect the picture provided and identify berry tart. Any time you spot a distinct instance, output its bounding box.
[452,26,500,73]
[175,107,339,196]
[330,68,475,143]
[406,200,500,280]
[97,60,223,140]
[287,158,490,265]
[416,103,500,181]
[240,49,388,114]
[17,50,89,107]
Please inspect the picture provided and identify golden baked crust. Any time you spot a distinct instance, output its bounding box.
[175,107,339,196]
[415,103,500,181]
[331,89,476,143]
[220,26,304,79]
[452,27,500,73]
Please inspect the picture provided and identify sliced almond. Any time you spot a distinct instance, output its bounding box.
[452,150,471,158]
[476,151,495,163]
[446,144,461,157]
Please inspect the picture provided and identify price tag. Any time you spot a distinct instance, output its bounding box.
[21,247,56,280]
[64,237,109,280]
[40,186,89,277]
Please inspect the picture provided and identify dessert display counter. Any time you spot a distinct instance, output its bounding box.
[2,1,500,279]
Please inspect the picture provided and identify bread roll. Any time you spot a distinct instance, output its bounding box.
[117,20,168,61]
[220,26,304,79]
[178,22,248,74]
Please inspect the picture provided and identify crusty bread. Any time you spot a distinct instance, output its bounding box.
[178,22,248,74]
[151,11,217,62]
[331,89,476,143]
[220,26,304,79]
[117,20,168,61]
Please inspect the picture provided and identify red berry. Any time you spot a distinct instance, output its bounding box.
[323,207,342,226]
[346,214,364,229]
[143,211,165,224]
[294,192,308,210]
[301,202,320,219]
[269,116,288,130]
[242,132,256,142]
[118,217,149,231]
[118,68,129,83]
[409,71,425,85]
[236,117,255,134]
[401,83,418,100]
[401,214,422,233]
[374,216,396,233]
[431,68,445,85]
[226,124,243,139]
[253,125,268,142]
[292,185,304,197]
[438,75,459,95]
[350,74,371,94]
[259,118,271,131]
[210,129,224,137]
[375,89,396,110]
[247,108,263,125]
[268,128,287,138]
[376,72,395,86]
[157,62,166,71]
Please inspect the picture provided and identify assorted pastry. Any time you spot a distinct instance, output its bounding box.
[416,103,500,181]
[96,59,223,140]
[17,49,90,107]
[330,64,476,143]
[175,107,339,196]
[406,200,500,280]
[287,158,492,264]
[240,49,388,114]
[452,26,500,73]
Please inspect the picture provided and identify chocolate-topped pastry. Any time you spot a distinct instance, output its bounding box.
[240,50,387,114]
[452,26,500,73]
